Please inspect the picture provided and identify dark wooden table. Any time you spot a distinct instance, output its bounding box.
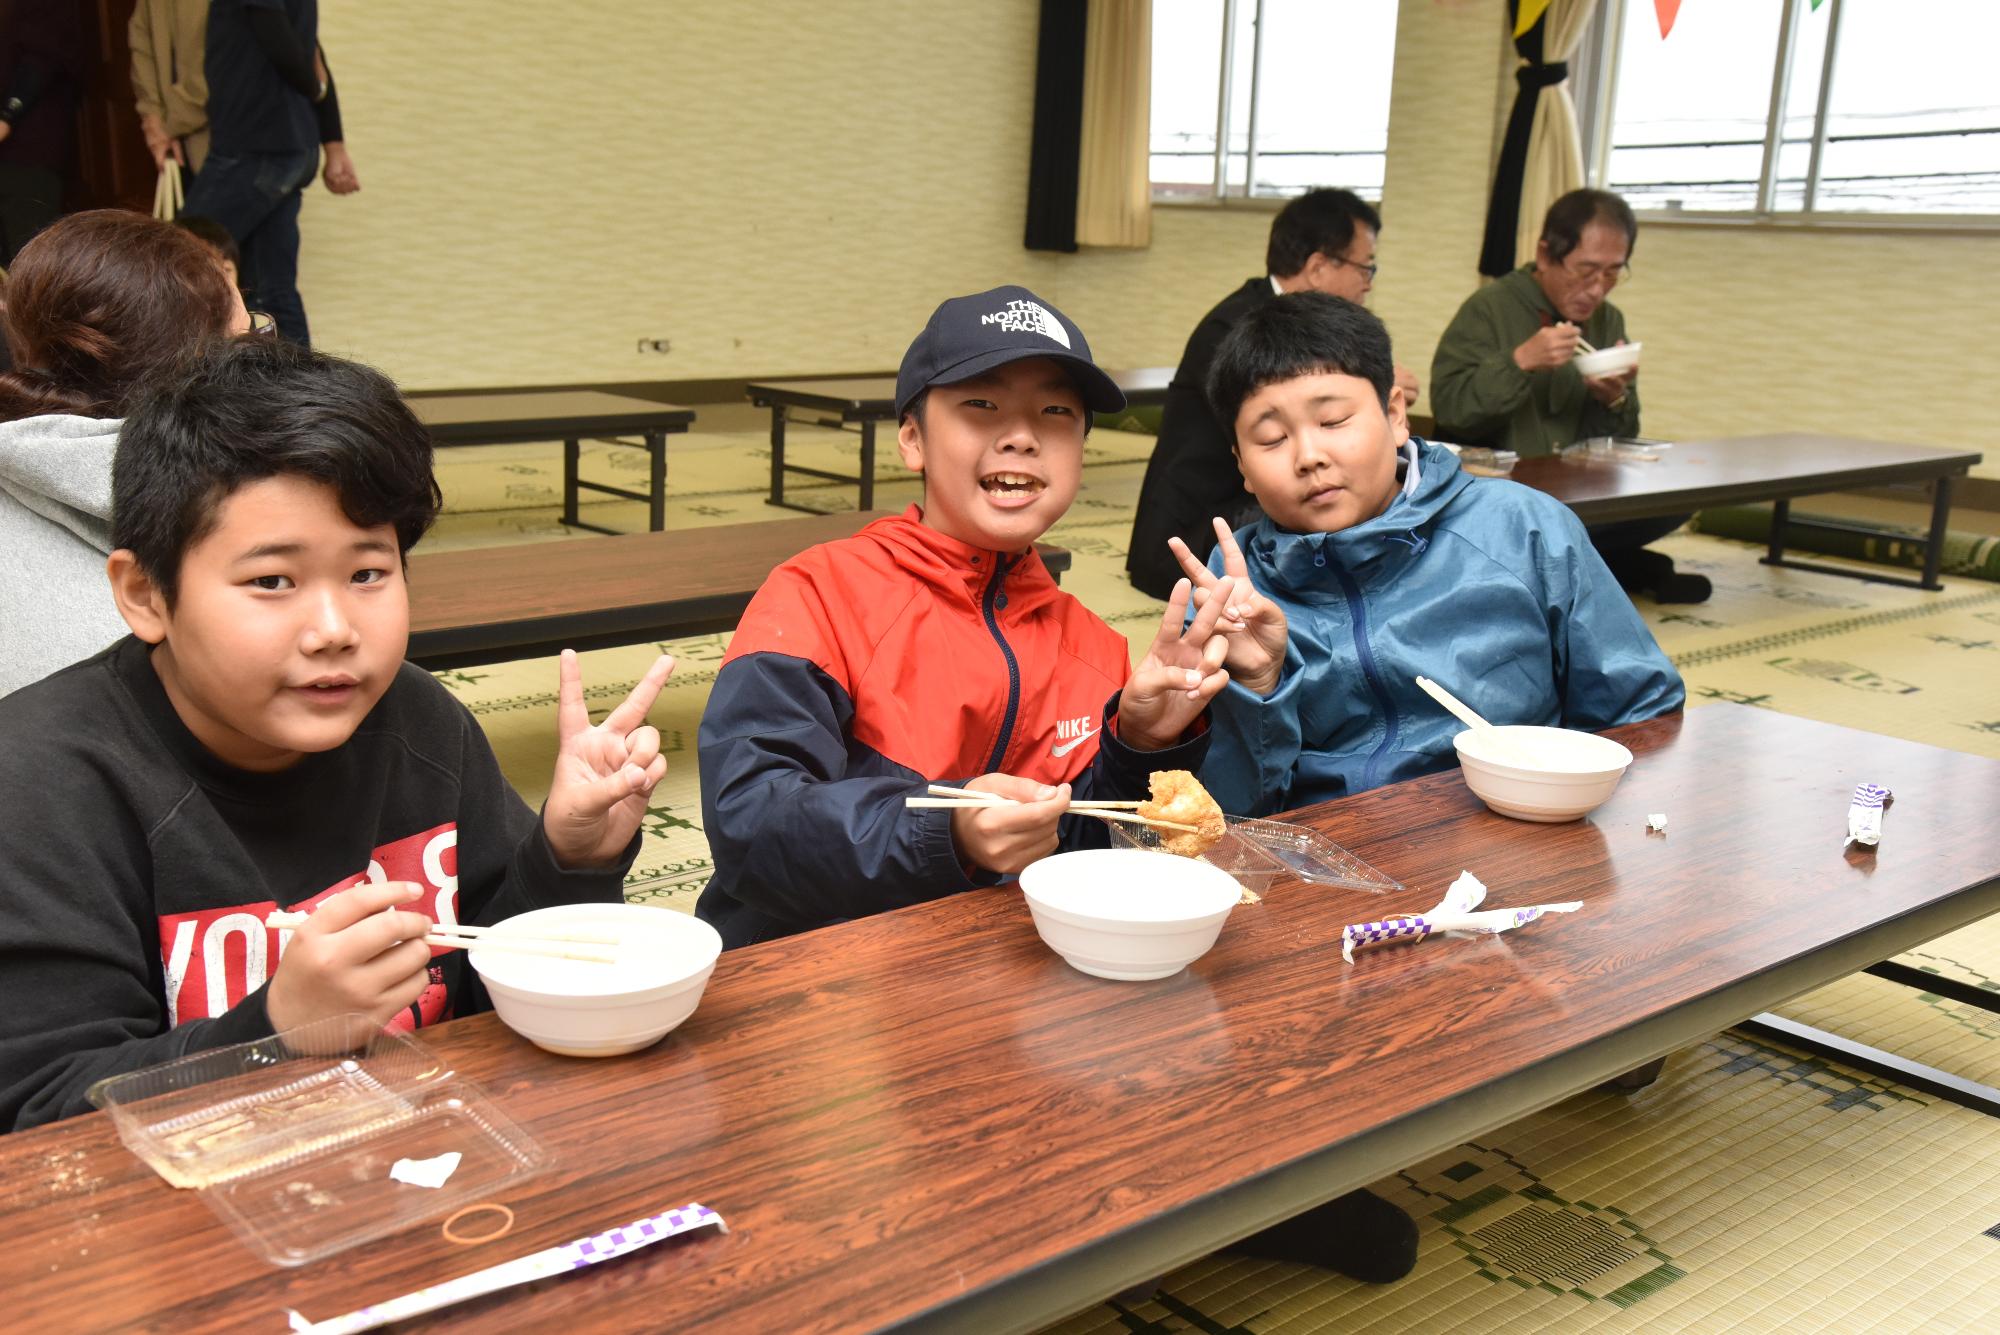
[410,391,698,535]
[1508,432,1982,590]
[407,514,1072,670]
[5,705,1996,1333]
[748,368,1172,514]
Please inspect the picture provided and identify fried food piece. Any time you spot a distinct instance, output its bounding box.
[1140,769,1226,858]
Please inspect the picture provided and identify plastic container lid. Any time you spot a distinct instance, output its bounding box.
[87,1018,549,1267]
[1108,815,1402,896]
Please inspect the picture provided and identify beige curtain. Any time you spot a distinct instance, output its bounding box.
[1514,0,1597,265]
[1075,0,1151,248]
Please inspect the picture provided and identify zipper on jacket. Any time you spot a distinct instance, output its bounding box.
[982,553,1023,773]
[1334,565,1400,791]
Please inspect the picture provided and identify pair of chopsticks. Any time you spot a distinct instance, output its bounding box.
[905,784,1198,833]
[1413,676,1544,768]
[264,910,620,964]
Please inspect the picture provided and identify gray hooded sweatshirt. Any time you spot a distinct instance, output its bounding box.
[0,414,131,697]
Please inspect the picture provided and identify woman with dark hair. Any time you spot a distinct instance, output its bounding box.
[0,208,246,695]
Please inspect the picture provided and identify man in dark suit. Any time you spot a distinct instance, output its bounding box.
[1126,188,1418,598]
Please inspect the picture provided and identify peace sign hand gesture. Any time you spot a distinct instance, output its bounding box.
[542,650,675,869]
[1167,517,1289,697]
[1116,573,1238,751]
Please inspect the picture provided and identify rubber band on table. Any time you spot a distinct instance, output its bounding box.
[441,1202,516,1246]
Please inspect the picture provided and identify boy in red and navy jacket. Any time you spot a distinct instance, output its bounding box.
[696,287,1244,949]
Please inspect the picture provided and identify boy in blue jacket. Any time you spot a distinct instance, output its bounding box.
[1168,291,1684,818]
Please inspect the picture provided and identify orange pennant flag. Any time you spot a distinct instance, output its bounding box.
[1655,0,1683,38]
[1514,0,1553,40]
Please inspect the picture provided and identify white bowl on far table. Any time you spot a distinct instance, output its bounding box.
[1574,342,1642,378]
[1019,848,1242,981]
[1452,725,1634,823]
[469,902,722,1057]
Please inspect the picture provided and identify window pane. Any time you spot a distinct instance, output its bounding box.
[1770,0,1831,213]
[1245,0,1397,198]
[1604,0,1785,212]
[1815,0,2000,213]
[1151,0,1225,200]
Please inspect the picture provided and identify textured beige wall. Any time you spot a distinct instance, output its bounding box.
[305,0,1058,389]
[309,0,1997,482]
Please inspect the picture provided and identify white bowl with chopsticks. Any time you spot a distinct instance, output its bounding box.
[1574,341,1641,378]
[469,903,722,1057]
[1452,725,1634,823]
[1018,848,1242,981]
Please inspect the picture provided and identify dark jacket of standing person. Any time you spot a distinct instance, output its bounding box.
[0,0,86,265]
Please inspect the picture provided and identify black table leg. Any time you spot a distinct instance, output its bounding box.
[1762,497,1790,567]
[1739,1012,2000,1117]
[1919,473,1954,591]
[648,430,666,532]
[858,418,876,512]
[563,438,581,527]
[767,403,787,507]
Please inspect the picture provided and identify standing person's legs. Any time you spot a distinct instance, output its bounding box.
[183,149,317,344]
[0,164,63,266]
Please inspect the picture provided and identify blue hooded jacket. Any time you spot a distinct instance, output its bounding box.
[1201,439,1684,816]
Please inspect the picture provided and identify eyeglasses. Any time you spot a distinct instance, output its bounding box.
[1560,259,1632,287]
[246,310,279,337]
[1326,253,1379,280]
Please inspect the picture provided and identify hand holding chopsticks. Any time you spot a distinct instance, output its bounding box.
[266,910,619,964]
[909,784,1198,833]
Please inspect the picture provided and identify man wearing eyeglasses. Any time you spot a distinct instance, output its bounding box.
[1431,189,1708,603]
[1126,187,1420,600]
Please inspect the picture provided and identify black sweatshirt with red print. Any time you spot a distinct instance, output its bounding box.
[0,637,631,1132]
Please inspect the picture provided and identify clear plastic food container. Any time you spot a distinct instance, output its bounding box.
[88,1019,549,1266]
[1456,447,1519,478]
[1108,815,1403,896]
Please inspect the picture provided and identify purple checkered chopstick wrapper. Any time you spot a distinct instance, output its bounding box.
[1845,782,1893,848]
[287,1203,728,1335]
[1342,914,1433,963]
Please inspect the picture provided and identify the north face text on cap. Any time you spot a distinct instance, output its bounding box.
[980,299,1070,348]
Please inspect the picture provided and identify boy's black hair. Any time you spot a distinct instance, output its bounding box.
[1539,188,1637,265]
[112,338,442,605]
[174,215,242,272]
[1206,291,1396,433]
[1265,188,1383,279]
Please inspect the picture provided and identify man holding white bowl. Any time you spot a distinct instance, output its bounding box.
[1431,190,1709,604]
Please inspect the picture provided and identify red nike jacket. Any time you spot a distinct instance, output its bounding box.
[694,507,1208,948]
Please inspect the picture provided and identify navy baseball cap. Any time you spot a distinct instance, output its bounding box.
[895,285,1125,419]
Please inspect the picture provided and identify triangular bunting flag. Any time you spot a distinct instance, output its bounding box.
[1655,0,1683,38]
[1514,0,1553,40]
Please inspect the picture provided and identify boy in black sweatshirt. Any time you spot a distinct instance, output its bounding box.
[0,340,672,1131]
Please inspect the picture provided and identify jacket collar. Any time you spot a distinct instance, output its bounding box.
[860,505,1064,611]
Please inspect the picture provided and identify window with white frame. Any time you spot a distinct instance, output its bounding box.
[1150,0,1400,203]
[1584,0,2000,218]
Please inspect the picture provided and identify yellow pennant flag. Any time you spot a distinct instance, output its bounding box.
[1514,0,1553,39]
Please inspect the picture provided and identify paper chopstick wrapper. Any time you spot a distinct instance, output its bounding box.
[285,1203,727,1335]
[1341,871,1581,964]
[1845,782,1892,848]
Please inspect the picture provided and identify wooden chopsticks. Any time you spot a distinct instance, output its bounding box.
[907,784,1198,833]
[263,910,621,964]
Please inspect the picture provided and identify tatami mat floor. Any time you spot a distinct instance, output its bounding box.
[425,422,2000,1332]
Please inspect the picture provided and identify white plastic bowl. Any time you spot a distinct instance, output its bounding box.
[469,902,722,1057]
[1018,848,1242,981]
[1452,725,1634,823]
[1574,342,1642,378]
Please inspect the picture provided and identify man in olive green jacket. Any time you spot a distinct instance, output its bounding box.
[1431,189,1707,602]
